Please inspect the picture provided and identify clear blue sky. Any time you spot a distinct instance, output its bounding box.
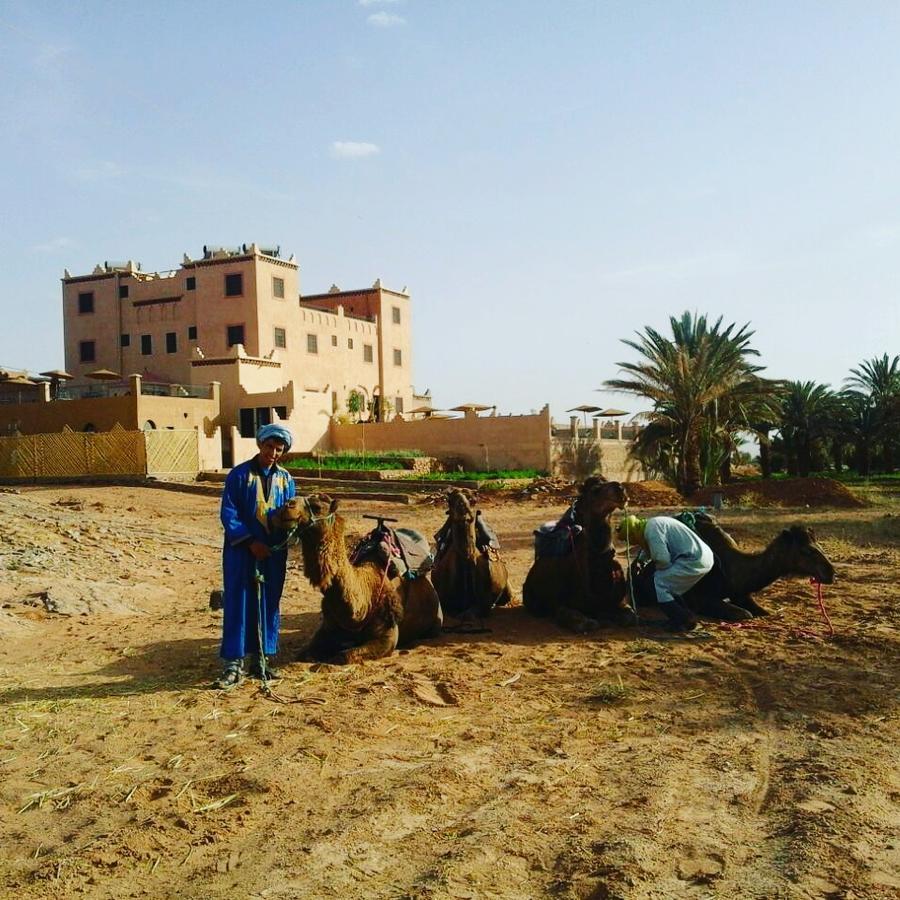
[2,1,898,421]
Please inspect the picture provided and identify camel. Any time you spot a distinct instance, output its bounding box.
[431,488,512,620]
[522,477,633,632]
[276,494,443,663]
[629,513,836,621]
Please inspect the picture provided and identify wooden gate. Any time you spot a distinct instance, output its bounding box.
[0,429,199,479]
[144,430,199,477]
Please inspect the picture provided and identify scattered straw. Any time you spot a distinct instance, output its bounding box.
[193,793,239,813]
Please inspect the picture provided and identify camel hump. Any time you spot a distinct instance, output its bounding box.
[533,510,581,561]
[351,524,434,579]
[475,511,501,551]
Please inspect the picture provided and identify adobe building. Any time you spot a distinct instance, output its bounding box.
[61,244,423,466]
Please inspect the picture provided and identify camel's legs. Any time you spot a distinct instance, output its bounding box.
[298,622,345,662]
[340,624,399,664]
[697,597,754,622]
[731,594,771,617]
[554,605,600,633]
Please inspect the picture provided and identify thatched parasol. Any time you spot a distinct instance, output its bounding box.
[86,368,122,381]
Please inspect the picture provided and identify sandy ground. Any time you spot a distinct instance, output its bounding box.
[0,484,898,899]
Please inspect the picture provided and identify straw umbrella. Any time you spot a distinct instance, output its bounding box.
[566,404,602,427]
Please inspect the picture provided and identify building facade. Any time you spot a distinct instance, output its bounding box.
[61,244,420,464]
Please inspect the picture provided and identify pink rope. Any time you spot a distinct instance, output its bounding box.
[717,579,834,642]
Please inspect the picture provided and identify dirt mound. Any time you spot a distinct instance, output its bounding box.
[623,480,685,507]
[691,477,865,509]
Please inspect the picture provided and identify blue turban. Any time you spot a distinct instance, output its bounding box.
[256,424,293,450]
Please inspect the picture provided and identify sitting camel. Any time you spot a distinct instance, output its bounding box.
[630,512,836,621]
[522,477,633,632]
[277,494,443,663]
[431,488,512,619]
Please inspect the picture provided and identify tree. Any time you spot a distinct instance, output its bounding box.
[844,354,900,473]
[346,390,365,422]
[776,381,838,476]
[605,312,773,495]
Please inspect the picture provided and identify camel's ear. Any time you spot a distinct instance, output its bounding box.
[329,498,340,515]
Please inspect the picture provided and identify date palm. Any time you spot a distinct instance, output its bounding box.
[844,354,900,473]
[777,381,839,476]
[605,312,771,495]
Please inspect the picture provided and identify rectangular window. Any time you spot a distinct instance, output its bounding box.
[395,396,404,414]
[78,291,94,314]
[188,325,197,340]
[348,338,354,349]
[274,327,287,349]
[120,333,130,348]
[238,407,273,439]
[332,391,339,413]
[119,284,129,299]
[166,332,177,354]
[224,273,243,296]
[79,340,95,363]
[226,324,245,347]
[307,333,318,354]
[272,276,285,298]
[185,276,196,291]
[331,334,337,347]
[392,306,401,324]
[141,334,152,355]
[393,348,402,366]
[363,343,373,363]
[239,408,255,439]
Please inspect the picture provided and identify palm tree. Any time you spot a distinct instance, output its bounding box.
[605,312,773,495]
[777,381,839,476]
[844,354,900,473]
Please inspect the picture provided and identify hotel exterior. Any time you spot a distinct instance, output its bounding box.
[60,244,423,465]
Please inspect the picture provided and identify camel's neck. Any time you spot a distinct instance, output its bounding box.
[450,517,477,559]
[300,520,371,622]
[724,540,788,594]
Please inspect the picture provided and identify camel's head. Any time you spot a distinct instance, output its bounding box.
[446,488,475,524]
[274,493,338,533]
[776,526,836,584]
[577,477,628,522]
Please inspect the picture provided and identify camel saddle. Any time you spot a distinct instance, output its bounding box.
[433,510,502,562]
[351,524,434,580]
[532,504,581,560]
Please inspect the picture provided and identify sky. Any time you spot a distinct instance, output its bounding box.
[1,0,898,424]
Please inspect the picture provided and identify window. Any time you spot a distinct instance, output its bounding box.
[188,325,197,341]
[239,407,272,439]
[78,292,94,314]
[79,340,95,363]
[395,396,404,414]
[274,327,287,349]
[393,348,402,366]
[363,343,373,363]
[307,333,318,354]
[166,332,177,354]
[119,284,129,299]
[272,276,285,298]
[141,334,153,355]
[120,333,130,348]
[392,306,401,324]
[331,335,337,347]
[224,273,243,296]
[226,324,245,347]
[186,276,196,291]
[348,338,354,349]
[332,391,339,413]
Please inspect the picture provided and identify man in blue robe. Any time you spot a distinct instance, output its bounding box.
[215,424,297,689]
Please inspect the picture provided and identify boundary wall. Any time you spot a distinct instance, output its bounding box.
[329,406,553,472]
